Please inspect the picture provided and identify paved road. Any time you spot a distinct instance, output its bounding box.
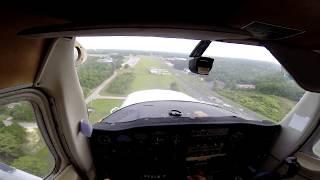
[3,118,37,129]
[85,56,140,103]
[171,68,267,120]
[85,71,118,103]
[18,122,37,129]
[94,95,126,100]
[122,55,140,67]
[84,55,266,120]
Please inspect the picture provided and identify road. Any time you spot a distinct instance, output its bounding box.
[2,117,37,129]
[171,68,267,120]
[122,55,140,67]
[85,56,140,103]
[85,71,118,103]
[84,55,265,120]
[18,122,37,129]
[93,95,126,100]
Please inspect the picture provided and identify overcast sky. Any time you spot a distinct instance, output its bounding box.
[77,36,278,63]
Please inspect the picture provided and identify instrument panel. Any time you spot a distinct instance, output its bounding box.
[90,117,280,180]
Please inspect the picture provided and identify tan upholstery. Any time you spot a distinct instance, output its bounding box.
[0,11,65,90]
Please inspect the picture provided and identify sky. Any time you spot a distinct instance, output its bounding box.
[77,36,278,63]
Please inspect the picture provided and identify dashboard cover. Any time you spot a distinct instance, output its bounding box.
[90,101,281,180]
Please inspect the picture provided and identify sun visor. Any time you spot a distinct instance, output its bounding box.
[264,42,320,92]
[17,23,251,41]
[242,21,304,40]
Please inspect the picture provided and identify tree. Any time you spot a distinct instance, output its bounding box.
[124,64,130,69]
[255,75,305,101]
[0,121,5,128]
[77,58,114,97]
[0,105,9,115]
[0,122,26,143]
[9,102,35,122]
[0,132,21,161]
[0,123,26,161]
[11,155,51,177]
[225,80,236,90]
[113,59,124,69]
[170,82,179,91]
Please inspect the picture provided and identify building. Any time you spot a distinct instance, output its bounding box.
[149,68,171,75]
[236,84,256,89]
[97,58,113,63]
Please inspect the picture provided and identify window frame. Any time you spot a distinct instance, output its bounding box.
[0,88,64,179]
[312,140,320,158]
[300,121,320,160]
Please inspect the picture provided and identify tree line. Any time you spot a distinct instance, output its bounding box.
[168,57,305,101]
[0,102,35,122]
[0,122,53,177]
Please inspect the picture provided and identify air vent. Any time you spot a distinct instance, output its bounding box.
[242,21,304,40]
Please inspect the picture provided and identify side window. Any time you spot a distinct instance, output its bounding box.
[0,101,55,178]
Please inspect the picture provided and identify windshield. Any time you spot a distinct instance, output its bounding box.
[76,36,305,123]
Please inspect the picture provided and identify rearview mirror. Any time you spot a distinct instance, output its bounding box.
[189,57,214,75]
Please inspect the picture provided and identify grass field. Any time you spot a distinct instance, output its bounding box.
[101,56,177,96]
[102,72,135,95]
[216,89,296,122]
[9,128,55,177]
[87,99,123,123]
[129,56,176,92]
[0,114,9,121]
